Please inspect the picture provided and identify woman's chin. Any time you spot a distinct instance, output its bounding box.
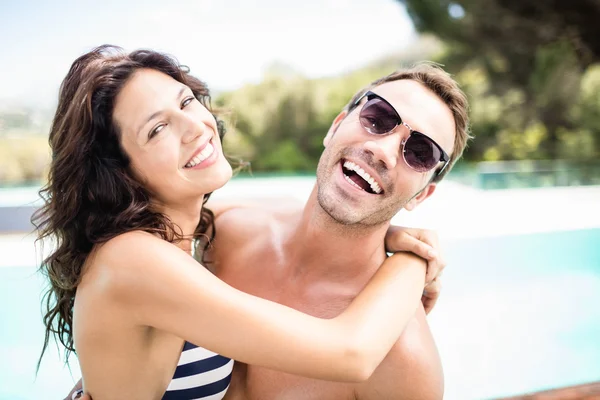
[204,161,233,193]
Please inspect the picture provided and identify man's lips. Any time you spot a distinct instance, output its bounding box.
[340,159,384,195]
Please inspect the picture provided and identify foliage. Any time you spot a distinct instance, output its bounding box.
[396,0,600,162]
[2,1,600,184]
[0,136,50,184]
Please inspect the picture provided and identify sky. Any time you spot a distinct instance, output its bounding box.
[0,0,416,108]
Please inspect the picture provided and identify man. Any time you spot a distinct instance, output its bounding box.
[69,62,470,399]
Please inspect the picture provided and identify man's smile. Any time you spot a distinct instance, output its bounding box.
[340,159,384,195]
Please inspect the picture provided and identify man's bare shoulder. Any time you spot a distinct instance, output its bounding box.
[206,197,302,277]
[356,306,444,400]
[212,197,302,241]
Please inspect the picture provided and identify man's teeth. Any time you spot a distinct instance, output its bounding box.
[185,142,214,168]
[343,160,382,194]
[344,174,364,190]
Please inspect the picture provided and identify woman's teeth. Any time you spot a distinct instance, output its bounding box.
[185,142,215,168]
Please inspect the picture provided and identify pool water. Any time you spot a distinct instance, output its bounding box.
[431,228,600,399]
[0,228,599,399]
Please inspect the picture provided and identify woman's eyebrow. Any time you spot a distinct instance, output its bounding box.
[137,86,189,137]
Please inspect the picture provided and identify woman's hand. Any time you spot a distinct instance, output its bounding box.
[384,226,446,314]
[421,276,442,315]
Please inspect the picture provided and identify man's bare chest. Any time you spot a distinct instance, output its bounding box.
[215,240,359,315]
[215,246,369,400]
[211,228,435,400]
[242,367,358,400]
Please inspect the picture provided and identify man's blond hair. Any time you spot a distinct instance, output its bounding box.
[345,62,472,182]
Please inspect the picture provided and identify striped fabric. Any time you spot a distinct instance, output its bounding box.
[162,342,234,400]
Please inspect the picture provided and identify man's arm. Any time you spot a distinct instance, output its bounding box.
[356,227,446,400]
[355,307,444,400]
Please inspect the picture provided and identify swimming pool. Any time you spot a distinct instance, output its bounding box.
[0,228,598,399]
[431,228,600,399]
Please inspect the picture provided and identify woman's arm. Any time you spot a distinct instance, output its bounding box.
[209,198,446,315]
[94,231,426,382]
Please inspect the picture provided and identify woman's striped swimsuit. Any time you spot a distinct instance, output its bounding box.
[162,341,234,400]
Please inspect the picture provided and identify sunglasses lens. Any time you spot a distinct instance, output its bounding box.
[359,98,399,134]
[404,133,442,172]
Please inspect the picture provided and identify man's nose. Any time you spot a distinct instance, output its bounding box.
[362,133,402,169]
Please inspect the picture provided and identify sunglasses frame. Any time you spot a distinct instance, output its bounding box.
[352,90,450,178]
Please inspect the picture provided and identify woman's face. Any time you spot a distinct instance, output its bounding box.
[112,68,232,209]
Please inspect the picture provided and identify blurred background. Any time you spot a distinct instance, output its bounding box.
[0,0,598,399]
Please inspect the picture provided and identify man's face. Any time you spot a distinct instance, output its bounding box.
[316,79,456,226]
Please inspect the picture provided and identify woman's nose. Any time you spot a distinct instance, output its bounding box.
[180,114,206,144]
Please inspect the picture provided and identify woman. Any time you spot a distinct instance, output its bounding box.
[34,45,429,399]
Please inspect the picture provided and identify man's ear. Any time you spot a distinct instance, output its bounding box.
[323,110,347,147]
[404,183,437,212]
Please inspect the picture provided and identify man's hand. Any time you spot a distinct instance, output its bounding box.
[384,226,446,314]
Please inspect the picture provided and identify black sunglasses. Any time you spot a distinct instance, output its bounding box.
[352,91,450,177]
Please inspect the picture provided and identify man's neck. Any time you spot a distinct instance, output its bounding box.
[285,186,390,283]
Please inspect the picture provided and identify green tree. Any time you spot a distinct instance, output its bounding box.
[396,0,600,161]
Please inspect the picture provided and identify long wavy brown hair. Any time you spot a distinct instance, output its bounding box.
[32,45,226,368]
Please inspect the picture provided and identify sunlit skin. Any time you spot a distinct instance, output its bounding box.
[205,79,457,400]
[317,79,456,228]
[70,67,438,399]
[114,68,233,248]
